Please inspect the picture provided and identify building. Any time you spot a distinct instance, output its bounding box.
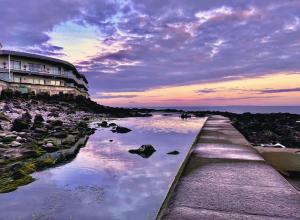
[0,50,88,97]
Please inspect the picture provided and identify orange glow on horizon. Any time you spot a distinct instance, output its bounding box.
[93,72,300,107]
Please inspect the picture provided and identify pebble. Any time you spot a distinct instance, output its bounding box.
[10,141,21,147]
[46,143,54,148]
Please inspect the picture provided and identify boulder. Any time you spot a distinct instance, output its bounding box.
[99,121,108,127]
[11,118,30,132]
[34,114,44,124]
[108,123,117,127]
[167,150,179,155]
[128,144,156,158]
[112,126,131,134]
[52,131,68,139]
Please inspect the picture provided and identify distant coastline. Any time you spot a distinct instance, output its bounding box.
[150,106,300,114]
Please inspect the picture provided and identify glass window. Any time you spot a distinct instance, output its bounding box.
[33,79,40,84]
[11,60,21,70]
[14,77,21,83]
[40,79,45,85]
[27,78,33,84]
[29,63,42,72]
[55,81,61,86]
[50,80,56,86]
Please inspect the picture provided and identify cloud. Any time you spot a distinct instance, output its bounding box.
[258,87,300,94]
[2,0,300,100]
[196,88,218,94]
[95,93,138,99]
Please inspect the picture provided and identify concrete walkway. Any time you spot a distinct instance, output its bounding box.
[159,115,300,220]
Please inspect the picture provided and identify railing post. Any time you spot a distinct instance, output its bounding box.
[8,54,11,81]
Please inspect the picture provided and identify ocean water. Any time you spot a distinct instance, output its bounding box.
[0,114,206,220]
[153,106,300,114]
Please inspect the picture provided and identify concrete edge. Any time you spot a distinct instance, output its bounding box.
[155,116,208,220]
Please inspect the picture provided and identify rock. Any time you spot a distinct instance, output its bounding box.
[34,114,44,124]
[11,118,30,132]
[128,144,156,158]
[3,104,11,112]
[112,126,132,134]
[180,113,192,119]
[48,112,59,117]
[109,139,113,142]
[83,117,90,121]
[16,136,23,142]
[76,121,88,129]
[99,121,108,127]
[46,143,54,148]
[22,112,32,122]
[1,134,17,143]
[167,150,179,155]
[43,142,59,152]
[52,131,68,139]
[108,123,117,127]
[0,112,10,122]
[10,141,21,147]
[50,120,63,127]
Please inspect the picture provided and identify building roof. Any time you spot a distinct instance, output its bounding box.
[0,50,88,84]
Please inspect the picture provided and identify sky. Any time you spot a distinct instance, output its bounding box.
[1,0,300,107]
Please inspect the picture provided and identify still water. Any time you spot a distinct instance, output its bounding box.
[0,114,205,220]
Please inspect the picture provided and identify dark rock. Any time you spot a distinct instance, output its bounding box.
[3,104,11,112]
[128,144,156,158]
[180,113,192,119]
[22,112,32,122]
[11,118,30,132]
[48,112,59,117]
[34,114,44,123]
[112,126,131,133]
[52,131,68,139]
[167,150,179,155]
[108,123,117,127]
[109,139,113,142]
[76,121,88,129]
[99,121,108,127]
[83,117,90,121]
[50,120,63,127]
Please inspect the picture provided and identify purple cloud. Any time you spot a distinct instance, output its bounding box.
[2,0,300,97]
[258,87,300,94]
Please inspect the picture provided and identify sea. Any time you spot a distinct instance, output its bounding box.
[151,106,300,114]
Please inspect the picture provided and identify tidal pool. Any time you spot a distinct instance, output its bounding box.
[0,114,206,220]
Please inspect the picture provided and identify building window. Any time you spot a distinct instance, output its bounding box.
[27,78,34,84]
[51,67,61,75]
[14,77,21,83]
[33,79,40,84]
[40,79,45,85]
[50,80,56,86]
[55,81,61,86]
[29,63,43,72]
[11,60,21,70]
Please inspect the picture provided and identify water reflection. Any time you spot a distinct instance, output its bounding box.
[0,114,205,220]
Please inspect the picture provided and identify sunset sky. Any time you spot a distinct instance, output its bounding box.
[1,0,300,107]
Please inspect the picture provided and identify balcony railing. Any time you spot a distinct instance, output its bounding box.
[1,67,88,89]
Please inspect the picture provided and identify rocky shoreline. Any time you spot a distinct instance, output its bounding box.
[0,91,150,193]
[153,108,300,148]
[191,111,300,148]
